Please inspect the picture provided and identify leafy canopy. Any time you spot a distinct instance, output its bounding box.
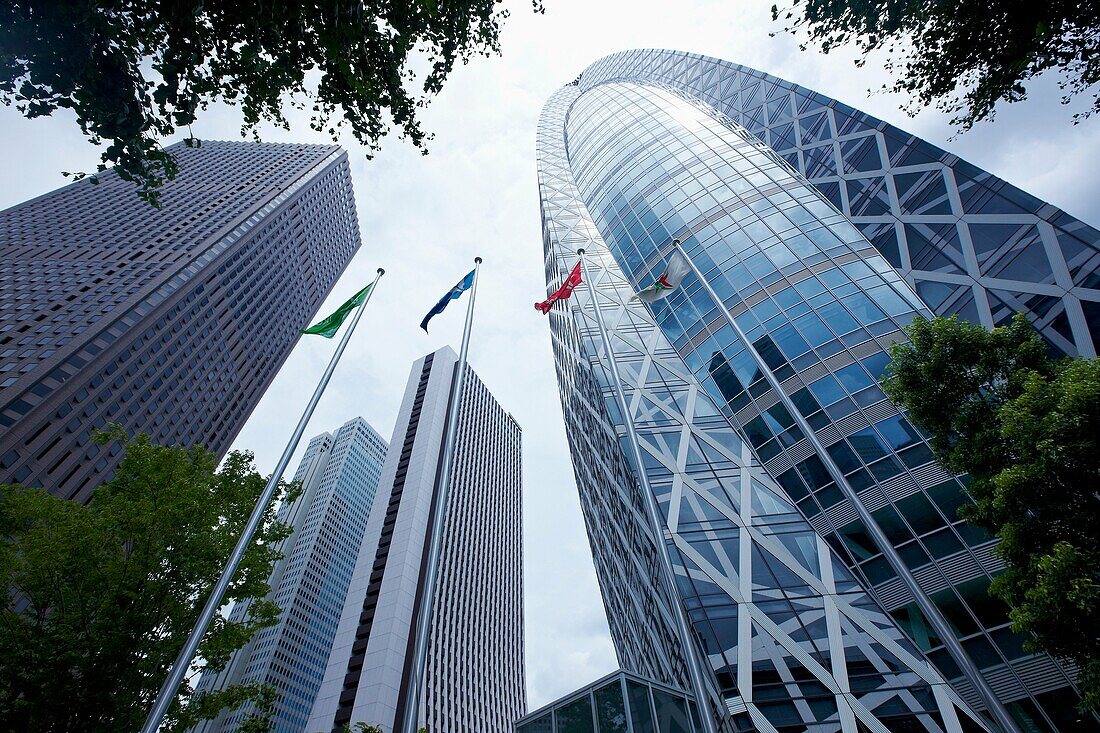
[882,315,1100,711]
[0,0,541,205]
[770,0,1100,131]
[0,428,298,732]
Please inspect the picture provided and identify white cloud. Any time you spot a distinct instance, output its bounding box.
[1,0,1096,714]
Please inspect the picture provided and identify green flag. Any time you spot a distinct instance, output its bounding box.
[300,283,374,338]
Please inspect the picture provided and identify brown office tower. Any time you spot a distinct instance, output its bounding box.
[0,140,361,502]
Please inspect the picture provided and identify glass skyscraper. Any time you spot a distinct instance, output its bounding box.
[192,417,388,733]
[308,347,525,733]
[537,50,1100,732]
[0,140,361,503]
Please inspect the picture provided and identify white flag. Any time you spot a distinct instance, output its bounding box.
[633,250,691,302]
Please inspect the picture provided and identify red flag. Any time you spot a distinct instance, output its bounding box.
[535,262,582,314]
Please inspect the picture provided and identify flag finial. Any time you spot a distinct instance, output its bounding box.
[475,256,483,264]
[577,248,585,255]
[377,267,385,275]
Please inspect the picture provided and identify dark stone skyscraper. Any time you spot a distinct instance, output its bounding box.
[0,140,361,502]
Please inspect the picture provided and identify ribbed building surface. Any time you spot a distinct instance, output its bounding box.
[537,50,1099,733]
[0,140,361,502]
[308,347,525,733]
[192,417,388,733]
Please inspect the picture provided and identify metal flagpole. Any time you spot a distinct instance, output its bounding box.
[576,248,720,733]
[400,257,482,733]
[140,267,386,733]
[672,239,1018,733]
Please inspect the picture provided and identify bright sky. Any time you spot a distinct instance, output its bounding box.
[1,0,1097,713]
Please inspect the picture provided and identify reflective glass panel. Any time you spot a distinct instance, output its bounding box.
[594,681,629,733]
[556,695,596,733]
[518,714,553,733]
[627,680,657,733]
[653,688,693,733]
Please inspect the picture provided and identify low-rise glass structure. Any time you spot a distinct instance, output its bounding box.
[516,671,700,733]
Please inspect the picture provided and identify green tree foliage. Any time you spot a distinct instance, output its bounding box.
[882,315,1100,710]
[770,0,1100,131]
[0,0,541,205]
[0,428,298,732]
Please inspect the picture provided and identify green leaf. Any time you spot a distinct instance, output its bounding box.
[0,0,532,204]
[0,431,297,731]
[883,314,1100,713]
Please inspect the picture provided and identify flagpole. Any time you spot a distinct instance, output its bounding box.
[576,248,720,733]
[400,257,482,733]
[672,240,1018,733]
[140,268,386,733]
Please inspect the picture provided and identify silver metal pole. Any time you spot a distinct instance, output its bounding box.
[576,249,720,733]
[672,240,1017,733]
[401,257,482,733]
[140,268,386,733]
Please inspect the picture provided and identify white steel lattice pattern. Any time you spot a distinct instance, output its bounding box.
[579,50,1100,360]
[540,50,1100,731]
[538,84,989,733]
[552,53,1098,731]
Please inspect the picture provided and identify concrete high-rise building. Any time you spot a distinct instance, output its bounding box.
[0,140,361,502]
[192,417,388,733]
[308,347,525,733]
[537,50,1100,732]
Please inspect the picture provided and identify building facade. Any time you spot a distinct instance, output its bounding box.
[537,50,1100,733]
[0,140,362,502]
[308,347,525,733]
[515,670,700,733]
[192,417,388,733]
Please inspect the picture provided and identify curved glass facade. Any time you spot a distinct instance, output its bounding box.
[538,50,1100,733]
[579,50,1099,360]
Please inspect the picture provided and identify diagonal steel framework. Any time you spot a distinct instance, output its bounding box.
[538,86,990,732]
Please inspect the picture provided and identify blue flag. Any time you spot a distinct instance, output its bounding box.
[421,269,475,333]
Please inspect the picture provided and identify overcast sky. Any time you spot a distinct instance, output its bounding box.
[1,0,1098,713]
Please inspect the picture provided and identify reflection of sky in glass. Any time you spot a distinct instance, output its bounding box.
[563,76,1039,711]
[539,74,989,732]
[565,81,944,515]
[542,48,1097,730]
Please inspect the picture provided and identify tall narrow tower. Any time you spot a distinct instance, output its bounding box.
[537,50,1099,732]
[308,347,525,733]
[192,417,388,733]
[0,140,361,502]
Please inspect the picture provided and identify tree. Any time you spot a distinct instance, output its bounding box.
[770,0,1100,131]
[882,314,1100,711]
[0,0,541,206]
[0,427,298,732]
